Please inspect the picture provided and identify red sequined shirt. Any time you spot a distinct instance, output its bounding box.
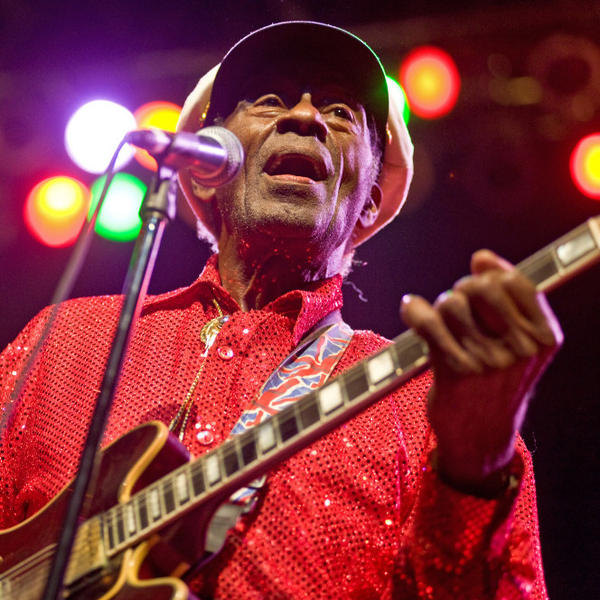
[0,255,547,599]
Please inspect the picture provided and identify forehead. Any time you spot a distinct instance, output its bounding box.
[236,59,366,108]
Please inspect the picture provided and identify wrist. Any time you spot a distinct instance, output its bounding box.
[431,447,521,499]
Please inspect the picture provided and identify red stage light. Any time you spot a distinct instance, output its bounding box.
[570,133,600,200]
[399,46,461,119]
[24,176,90,247]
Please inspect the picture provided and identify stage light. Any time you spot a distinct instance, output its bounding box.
[399,46,460,119]
[570,133,600,200]
[133,101,182,171]
[527,34,600,123]
[65,100,137,174]
[386,76,410,124]
[24,176,90,247]
[89,173,147,241]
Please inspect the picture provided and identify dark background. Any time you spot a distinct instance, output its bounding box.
[1,1,599,596]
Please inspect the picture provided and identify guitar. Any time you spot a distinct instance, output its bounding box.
[1,216,599,600]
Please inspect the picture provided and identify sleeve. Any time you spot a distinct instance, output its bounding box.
[0,307,53,528]
[395,434,548,599]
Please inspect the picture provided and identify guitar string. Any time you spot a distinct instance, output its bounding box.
[3,518,106,589]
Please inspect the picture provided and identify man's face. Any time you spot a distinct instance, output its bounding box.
[209,65,379,263]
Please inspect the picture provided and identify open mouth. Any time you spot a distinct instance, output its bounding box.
[263,153,327,182]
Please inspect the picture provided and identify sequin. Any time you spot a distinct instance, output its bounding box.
[196,430,215,445]
[217,345,234,360]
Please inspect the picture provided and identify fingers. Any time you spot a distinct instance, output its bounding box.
[453,270,556,350]
[400,250,562,374]
[401,294,484,374]
[467,250,558,346]
[434,288,525,369]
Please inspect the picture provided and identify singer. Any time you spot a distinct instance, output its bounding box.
[0,22,560,599]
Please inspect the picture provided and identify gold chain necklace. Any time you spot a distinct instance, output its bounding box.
[169,298,228,441]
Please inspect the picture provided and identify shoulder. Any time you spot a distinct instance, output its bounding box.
[347,328,392,356]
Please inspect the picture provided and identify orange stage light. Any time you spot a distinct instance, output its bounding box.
[570,133,600,200]
[133,101,182,170]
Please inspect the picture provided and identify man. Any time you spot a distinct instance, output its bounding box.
[0,22,559,599]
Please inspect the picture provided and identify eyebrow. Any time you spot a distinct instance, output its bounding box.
[240,73,362,107]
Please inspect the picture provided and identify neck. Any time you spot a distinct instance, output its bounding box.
[216,231,346,310]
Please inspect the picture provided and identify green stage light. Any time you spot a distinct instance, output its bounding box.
[386,76,410,125]
[89,173,147,241]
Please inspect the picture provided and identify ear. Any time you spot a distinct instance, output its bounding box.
[356,182,383,230]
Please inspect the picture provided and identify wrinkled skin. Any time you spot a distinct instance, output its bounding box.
[190,67,562,493]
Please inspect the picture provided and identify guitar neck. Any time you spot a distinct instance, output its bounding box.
[92,216,600,561]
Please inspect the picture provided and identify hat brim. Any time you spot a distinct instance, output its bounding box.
[205,21,389,146]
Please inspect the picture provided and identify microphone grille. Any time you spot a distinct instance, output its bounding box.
[195,126,244,186]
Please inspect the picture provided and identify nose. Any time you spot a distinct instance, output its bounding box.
[276,93,327,143]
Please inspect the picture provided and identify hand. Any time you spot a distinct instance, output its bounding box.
[400,249,563,492]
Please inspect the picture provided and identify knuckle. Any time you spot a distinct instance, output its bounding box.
[504,269,535,294]
[435,290,462,312]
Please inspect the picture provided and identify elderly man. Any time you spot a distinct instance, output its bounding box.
[0,22,558,599]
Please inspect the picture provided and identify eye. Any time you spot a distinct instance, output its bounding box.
[255,95,285,108]
[332,106,353,120]
[323,103,355,122]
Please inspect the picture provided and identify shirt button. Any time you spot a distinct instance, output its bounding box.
[196,430,215,445]
[217,345,234,360]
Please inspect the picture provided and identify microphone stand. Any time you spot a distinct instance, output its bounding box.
[42,167,178,600]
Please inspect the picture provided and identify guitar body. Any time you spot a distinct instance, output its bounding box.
[0,422,212,600]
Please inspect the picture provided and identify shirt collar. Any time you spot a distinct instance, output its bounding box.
[143,254,344,344]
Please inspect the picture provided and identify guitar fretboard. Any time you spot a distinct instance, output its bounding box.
[97,215,600,560]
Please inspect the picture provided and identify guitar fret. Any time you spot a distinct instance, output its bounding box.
[556,229,597,267]
[344,366,370,401]
[138,493,149,530]
[163,480,175,514]
[278,408,299,442]
[299,396,321,428]
[366,349,395,384]
[105,511,115,550]
[148,487,162,521]
[223,444,240,477]
[520,252,558,288]
[115,507,125,544]
[191,463,205,496]
[205,453,222,485]
[394,336,428,371]
[319,380,344,414]
[125,502,137,535]
[240,431,257,465]
[175,471,190,504]
[257,420,276,453]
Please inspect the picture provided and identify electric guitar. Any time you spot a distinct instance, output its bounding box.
[1,217,599,600]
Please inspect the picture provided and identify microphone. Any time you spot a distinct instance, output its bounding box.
[125,126,244,187]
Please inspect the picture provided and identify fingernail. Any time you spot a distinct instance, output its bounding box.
[401,294,414,305]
